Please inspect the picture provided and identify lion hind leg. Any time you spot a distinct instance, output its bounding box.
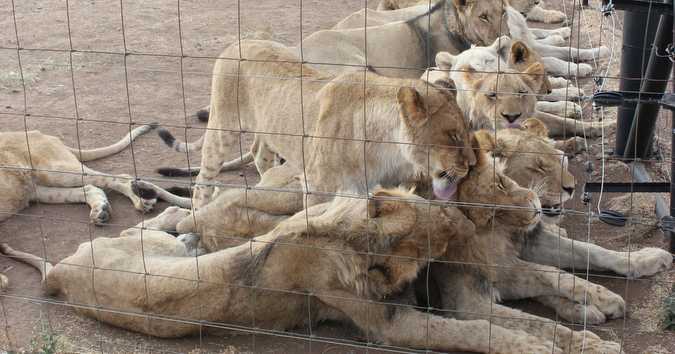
[194,129,240,209]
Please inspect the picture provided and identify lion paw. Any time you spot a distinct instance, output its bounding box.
[563,137,587,155]
[589,287,625,320]
[495,329,564,354]
[569,331,623,354]
[135,197,157,213]
[558,303,606,324]
[156,206,192,224]
[624,248,674,278]
[576,63,594,77]
[555,27,572,39]
[90,201,112,224]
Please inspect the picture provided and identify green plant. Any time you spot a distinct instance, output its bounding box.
[660,283,675,331]
[6,313,60,354]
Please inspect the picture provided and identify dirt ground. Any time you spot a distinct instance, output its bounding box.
[1,0,674,353]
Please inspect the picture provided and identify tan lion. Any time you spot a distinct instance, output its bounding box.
[158,40,476,210]
[1,189,572,353]
[294,0,506,79]
[476,119,673,323]
[403,143,623,353]
[443,57,614,147]
[0,123,190,225]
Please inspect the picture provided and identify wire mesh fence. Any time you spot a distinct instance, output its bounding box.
[1,0,674,353]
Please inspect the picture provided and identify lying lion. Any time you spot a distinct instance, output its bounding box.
[158,40,475,210]
[480,120,673,310]
[402,139,623,353]
[296,0,505,78]
[2,189,570,353]
[0,123,190,225]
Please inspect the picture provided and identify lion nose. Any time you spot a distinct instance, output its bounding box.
[501,113,522,123]
[547,89,553,94]
[563,186,575,196]
[534,0,541,4]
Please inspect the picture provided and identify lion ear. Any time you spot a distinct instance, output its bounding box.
[397,86,429,128]
[510,40,530,67]
[522,118,549,137]
[471,133,490,167]
[435,51,456,71]
[368,190,399,219]
[492,36,511,63]
[523,62,547,92]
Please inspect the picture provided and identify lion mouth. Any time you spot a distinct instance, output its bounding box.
[433,172,459,200]
[541,204,562,217]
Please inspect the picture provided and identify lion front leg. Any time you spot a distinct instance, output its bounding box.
[318,290,562,354]
[526,3,567,23]
[498,259,625,323]
[542,57,593,77]
[432,264,622,353]
[30,184,111,223]
[536,101,582,118]
[534,111,616,138]
[533,295,606,324]
[520,226,674,278]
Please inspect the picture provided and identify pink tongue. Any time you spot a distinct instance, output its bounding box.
[507,122,523,129]
[433,178,458,200]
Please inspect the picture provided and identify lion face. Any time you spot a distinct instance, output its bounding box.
[475,118,576,224]
[453,0,508,46]
[456,146,541,230]
[460,68,540,131]
[397,83,476,201]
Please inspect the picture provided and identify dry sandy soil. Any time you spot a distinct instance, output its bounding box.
[0,0,674,353]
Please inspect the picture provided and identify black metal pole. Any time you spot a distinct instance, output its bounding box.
[623,14,675,159]
[614,10,661,158]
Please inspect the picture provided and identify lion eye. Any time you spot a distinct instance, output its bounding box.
[487,92,497,100]
[449,132,459,142]
[480,14,489,21]
[538,166,547,172]
[518,91,527,98]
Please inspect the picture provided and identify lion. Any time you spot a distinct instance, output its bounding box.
[482,120,672,305]
[442,57,614,147]
[293,0,506,78]
[0,123,191,225]
[431,35,585,106]
[158,40,476,210]
[510,0,567,24]
[402,142,624,353]
[1,189,571,353]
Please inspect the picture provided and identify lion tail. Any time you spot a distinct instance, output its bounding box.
[67,122,158,162]
[0,242,54,292]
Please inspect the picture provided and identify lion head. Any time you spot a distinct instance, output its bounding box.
[452,0,509,46]
[455,63,544,131]
[397,79,477,200]
[435,36,551,96]
[474,118,575,223]
[455,137,541,230]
